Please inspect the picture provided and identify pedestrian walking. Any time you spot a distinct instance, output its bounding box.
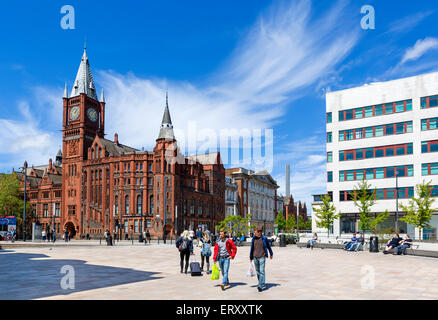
[42,230,46,242]
[250,228,274,292]
[52,230,57,243]
[176,230,194,274]
[146,230,151,244]
[213,230,237,290]
[200,232,212,273]
[64,229,69,243]
[196,227,203,246]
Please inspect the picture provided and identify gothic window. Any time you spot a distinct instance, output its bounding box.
[190,200,195,215]
[115,196,119,215]
[125,195,130,215]
[137,194,143,215]
[149,195,153,215]
[199,201,203,216]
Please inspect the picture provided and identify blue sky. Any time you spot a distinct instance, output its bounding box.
[1,0,438,209]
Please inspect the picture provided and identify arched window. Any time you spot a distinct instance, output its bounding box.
[125,195,130,215]
[149,195,153,215]
[115,196,119,215]
[137,194,143,215]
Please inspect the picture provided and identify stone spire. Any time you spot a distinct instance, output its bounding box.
[100,88,105,103]
[157,92,175,141]
[70,45,98,100]
[63,83,69,98]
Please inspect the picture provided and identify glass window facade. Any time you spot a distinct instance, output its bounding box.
[422,163,438,176]
[338,99,412,122]
[340,186,417,201]
[340,143,413,161]
[422,140,438,153]
[338,121,412,142]
[421,117,438,131]
[339,165,413,182]
[421,95,438,109]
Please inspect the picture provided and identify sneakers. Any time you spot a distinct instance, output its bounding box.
[257,287,263,292]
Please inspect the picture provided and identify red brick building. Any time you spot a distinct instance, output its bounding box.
[16,47,225,239]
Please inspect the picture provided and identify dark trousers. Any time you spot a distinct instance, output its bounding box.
[201,254,210,271]
[180,250,190,272]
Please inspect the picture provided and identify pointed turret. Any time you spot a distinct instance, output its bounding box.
[63,83,69,99]
[70,46,98,100]
[157,92,175,141]
[100,88,105,103]
[55,148,62,166]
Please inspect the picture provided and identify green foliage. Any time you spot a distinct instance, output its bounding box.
[274,210,286,231]
[352,179,389,234]
[216,214,256,237]
[0,173,28,224]
[313,195,341,238]
[400,180,436,233]
[285,215,296,232]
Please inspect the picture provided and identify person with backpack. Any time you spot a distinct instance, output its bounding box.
[213,230,237,290]
[176,230,194,274]
[250,228,274,292]
[200,232,212,273]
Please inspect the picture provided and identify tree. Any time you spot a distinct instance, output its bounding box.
[313,195,341,239]
[352,179,390,234]
[274,210,286,231]
[0,173,28,224]
[216,214,256,237]
[400,181,436,240]
[285,215,296,232]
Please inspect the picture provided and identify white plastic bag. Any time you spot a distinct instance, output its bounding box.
[247,262,256,277]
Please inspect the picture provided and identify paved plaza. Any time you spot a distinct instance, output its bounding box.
[1,244,438,300]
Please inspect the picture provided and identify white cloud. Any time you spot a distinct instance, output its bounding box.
[0,101,59,170]
[99,0,359,161]
[400,37,438,65]
[387,11,434,35]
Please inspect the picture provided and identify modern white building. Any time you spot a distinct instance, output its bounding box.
[314,71,438,239]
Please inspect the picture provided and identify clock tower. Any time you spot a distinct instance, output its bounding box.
[61,46,106,237]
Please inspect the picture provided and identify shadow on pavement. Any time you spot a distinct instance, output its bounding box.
[250,283,281,291]
[0,250,163,300]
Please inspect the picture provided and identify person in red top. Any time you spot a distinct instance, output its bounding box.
[213,230,237,290]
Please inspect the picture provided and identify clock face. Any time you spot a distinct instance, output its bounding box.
[87,108,98,122]
[69,106,80,121]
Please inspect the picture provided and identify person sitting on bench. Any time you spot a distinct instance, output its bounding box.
[308,233,318,248]
[344,233,358,250]
[383,233,403,254]
[395,234,413,255]
[348,233,364,251]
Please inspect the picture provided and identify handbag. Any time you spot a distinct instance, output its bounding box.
[247,262,255,277]
[211,263,220,280]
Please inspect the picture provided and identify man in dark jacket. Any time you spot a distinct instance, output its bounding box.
[250,228,274,292]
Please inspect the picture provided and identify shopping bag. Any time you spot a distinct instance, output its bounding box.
[211,263,220,280]
[247,262,256,277]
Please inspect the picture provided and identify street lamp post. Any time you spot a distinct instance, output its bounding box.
[22,161,28,242]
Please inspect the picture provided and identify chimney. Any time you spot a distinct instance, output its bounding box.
[49,158,53,169]
[285,164,290,197]
[114,133,119,145]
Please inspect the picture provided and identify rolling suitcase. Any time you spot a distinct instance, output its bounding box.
[190,256,202,276]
